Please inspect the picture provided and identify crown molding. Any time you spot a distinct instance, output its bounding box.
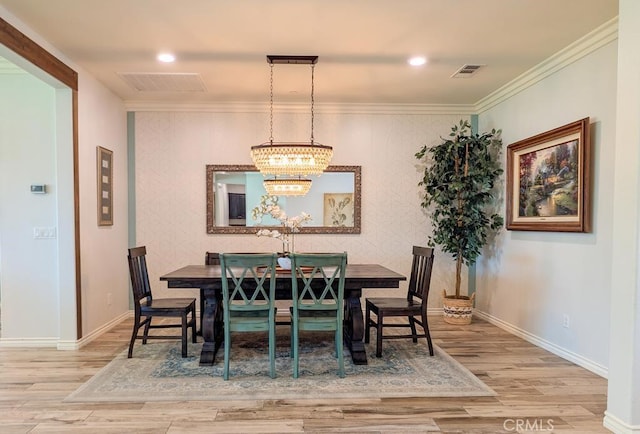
[124,101,476,115]
[474,16,619,114]
[125,17,618,117]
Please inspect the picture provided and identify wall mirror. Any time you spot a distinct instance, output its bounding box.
[206,165,361,234]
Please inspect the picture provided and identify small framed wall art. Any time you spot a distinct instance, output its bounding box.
[506,118,591,232]
[97,146,113,226]
[323,193,354,227]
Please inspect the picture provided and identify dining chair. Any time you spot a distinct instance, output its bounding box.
[364,246,435,357]
[199,251,220,334]
[127,246,197,358]
[289,252,348,378]
[219,253,278,380]
[205,252,220,266]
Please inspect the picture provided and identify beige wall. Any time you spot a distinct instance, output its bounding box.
[476,40,618,375]
[78,73,129,337]
[133,111,468,306]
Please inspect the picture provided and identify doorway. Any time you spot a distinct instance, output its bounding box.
[0,18,81,343]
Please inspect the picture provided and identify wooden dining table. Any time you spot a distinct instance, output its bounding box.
[160,263,406,366]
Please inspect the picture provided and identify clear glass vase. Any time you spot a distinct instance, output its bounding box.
[281,232,294,255]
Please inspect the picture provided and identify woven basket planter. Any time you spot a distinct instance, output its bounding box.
[442,290,475,325]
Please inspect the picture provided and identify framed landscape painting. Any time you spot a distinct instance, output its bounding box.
[506,118,591,232]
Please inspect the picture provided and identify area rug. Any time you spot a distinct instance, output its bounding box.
[65,333,495,402]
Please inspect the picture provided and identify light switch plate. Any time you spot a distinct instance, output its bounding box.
[33,227,57,239]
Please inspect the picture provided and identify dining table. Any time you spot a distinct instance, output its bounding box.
[160,263,406,366]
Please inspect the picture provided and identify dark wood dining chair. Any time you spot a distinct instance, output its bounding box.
[200,252,221,334]
[205,252,220,266]
[364,246,435,357]
[127,246,197,358]
[219,253,278,380]
[289,252,348,378]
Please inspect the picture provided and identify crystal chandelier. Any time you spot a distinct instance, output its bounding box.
[263,177,312,196]
[251,55,333,180]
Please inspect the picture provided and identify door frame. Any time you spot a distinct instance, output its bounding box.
[0,17,82,338]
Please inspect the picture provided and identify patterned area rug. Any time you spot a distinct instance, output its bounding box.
[66,332,495,402]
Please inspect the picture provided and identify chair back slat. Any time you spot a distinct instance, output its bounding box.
[205,252,220,265]
[220,253,277,312]
[128,246,153,306]
[407,246,435,305]
[290,253,347,311]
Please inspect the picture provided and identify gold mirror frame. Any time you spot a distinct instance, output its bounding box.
[206,165,361,234]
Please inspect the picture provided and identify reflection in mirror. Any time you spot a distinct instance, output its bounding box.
[206,165,361,234]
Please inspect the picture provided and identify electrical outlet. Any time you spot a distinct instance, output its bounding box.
[562,314,570,328]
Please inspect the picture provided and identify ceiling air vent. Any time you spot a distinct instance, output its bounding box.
[118,72,206,92]
[451,64,484,78]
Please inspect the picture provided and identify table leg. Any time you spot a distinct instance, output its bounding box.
[200,286,223,365]
[197,288,205,336]
[343,288,368,365]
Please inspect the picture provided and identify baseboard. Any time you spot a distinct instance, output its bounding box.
[428,307,443,315]
[0,337,58,347]
[474,310,608,378]
[604,411,640,434]
[57,311,132,350]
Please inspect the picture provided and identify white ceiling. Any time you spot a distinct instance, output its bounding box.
[0,0,618,106]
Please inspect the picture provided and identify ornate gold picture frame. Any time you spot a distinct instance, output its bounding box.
[506,118,591,232]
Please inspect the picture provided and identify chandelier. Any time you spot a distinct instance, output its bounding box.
[251,55,333,180]
[263,177,312,196]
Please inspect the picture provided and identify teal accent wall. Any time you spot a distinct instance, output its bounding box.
[470,115,479,135]
[468,114,478,302]
[127,112,135,308]
[127,112,136,247]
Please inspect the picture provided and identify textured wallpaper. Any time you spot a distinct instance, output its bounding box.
[135,110,468,307]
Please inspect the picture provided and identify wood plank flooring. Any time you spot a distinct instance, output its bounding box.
[0,316,609,433]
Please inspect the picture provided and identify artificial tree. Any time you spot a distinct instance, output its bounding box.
[415,120,503,318]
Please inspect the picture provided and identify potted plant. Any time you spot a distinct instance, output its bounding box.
[415,120,503,324]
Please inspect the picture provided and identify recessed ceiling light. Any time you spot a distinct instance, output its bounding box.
[157,53,176,63]
[408,56,427,67]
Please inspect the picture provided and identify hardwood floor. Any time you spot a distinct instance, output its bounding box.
[0,315,609,433]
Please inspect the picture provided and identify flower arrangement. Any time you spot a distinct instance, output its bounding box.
[251,194,312,254]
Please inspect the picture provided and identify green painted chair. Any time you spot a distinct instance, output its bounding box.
[219,253,277,380]
[289,252,347,378]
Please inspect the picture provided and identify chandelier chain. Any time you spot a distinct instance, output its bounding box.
[250,55,332,181]
[269,63,274,143]
[310,63,315,143]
